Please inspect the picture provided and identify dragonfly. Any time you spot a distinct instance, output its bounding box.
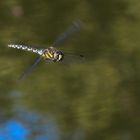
[8,20,85,81]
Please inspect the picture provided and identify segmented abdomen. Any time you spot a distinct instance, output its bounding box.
[8,44,44,55]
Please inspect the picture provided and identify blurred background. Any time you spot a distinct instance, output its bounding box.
[0,0,140,139]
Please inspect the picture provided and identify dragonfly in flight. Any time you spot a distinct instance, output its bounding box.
[8,20,85,80]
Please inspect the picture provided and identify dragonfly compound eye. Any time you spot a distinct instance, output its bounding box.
[58,54,63,61]
[58,52,64,61]
[53,51,63,62]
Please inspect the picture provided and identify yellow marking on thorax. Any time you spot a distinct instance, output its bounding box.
[46,54,50,59]
[42,51,53,60]
[47,52,53,58]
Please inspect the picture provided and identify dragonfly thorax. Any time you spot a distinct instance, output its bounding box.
[42,47,64,62]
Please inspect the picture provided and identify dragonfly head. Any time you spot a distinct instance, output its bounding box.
[53,51,64,62]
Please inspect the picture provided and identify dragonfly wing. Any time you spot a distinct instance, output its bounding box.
[18,56,42,81]
[52,20,82,47]
[61,52,85,63]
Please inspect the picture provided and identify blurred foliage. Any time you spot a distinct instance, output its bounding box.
[0,0,140,139]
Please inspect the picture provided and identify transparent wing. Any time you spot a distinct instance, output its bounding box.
[52,20,82,47]
[61,52,85,63]
[18,56,42,81]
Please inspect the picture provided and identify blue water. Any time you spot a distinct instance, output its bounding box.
[0,109,59,140]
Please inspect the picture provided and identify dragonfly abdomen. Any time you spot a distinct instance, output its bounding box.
[8,44,43,55]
